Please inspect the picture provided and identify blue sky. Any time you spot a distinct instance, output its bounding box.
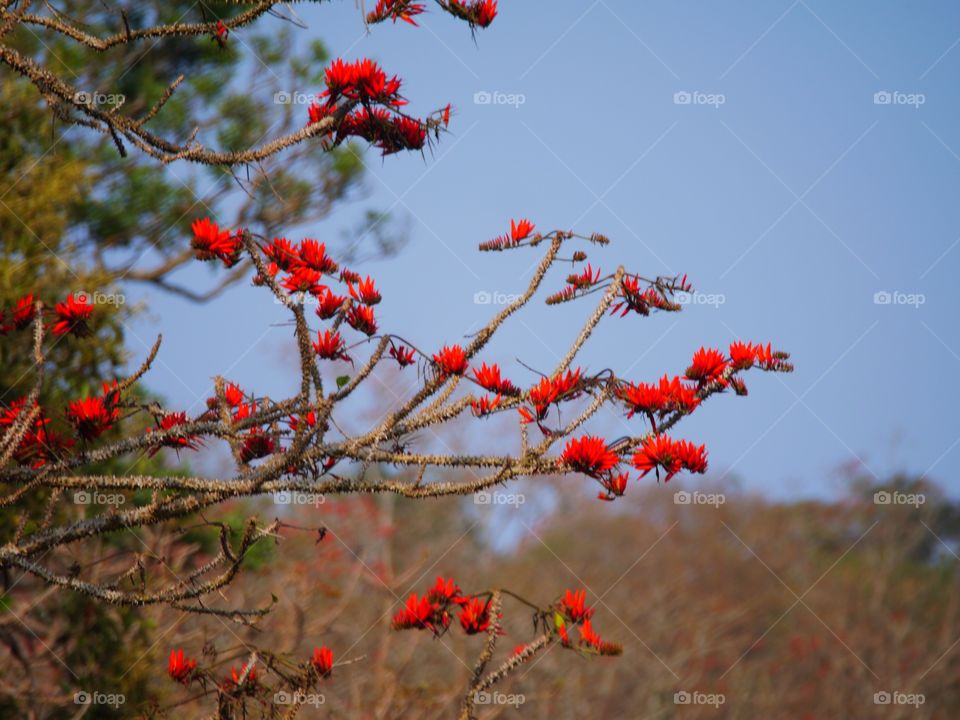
[126,1,960,500]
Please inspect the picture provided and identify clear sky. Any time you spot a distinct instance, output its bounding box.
[126,1,960,500]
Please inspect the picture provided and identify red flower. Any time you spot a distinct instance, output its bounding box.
[427,576,468,605]
[389,344,416,368]
[313,329,350,362]
[347,276,381,305]
[281,266,326,295]
[14,420,74,468]
[472,363,517,394]
[559,589,594,624]
[315,289,347,320]
[191,218,240,266]
[433,344,468,376]
[520,368,582,425]
[449,0,498,28]
[66,390,120,441]
[264,237,300,271]
[346,305,378,335]
[367,0,426,25]
[686,347,728,387]
[598,472,629,501]
[567,264,601,289]
[148,412,203,456]
[560,436,619,478]
[617,375,699,424]
[311,646,334,678]
[323,58,404,106]
[611,277,679,317]
[299,239,338,274]
[577,619,622,656]
[225,383,245,407]
[52,294,93,337]
[288,411,317,432]
[168,649,197,684]
[632,434,707,482]
[11,294,35,330]
[470,394,501,417]
[458,597,491,635]
[392,593,447,632]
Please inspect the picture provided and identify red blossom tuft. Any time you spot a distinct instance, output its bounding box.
[52,294,93,337]
[346,305,378,335]
[389,344,416,368]
[311,646,334,677]
[560,436,619,478]
[191,218,240,266]
[559,589,594,624]
[313,329,350,362]
[347,276,381,305]
[168,649,197,684]
[433,344,468,376]
[458,597,492,634]
[686,347,729,387]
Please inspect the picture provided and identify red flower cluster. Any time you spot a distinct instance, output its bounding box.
[313,329,350,362]
[445,0,498,28]
[617,374,700,427]
[518,368,582,426]
[479,217,536,251]
[147,412,203,456]
[611,276,683,317]
[393,576,492,637]
[472,362,518,395]
[366,0,426,26]
[560,435,620,478]
[66,383,121,441]
[470,393,501,417]
[0,293,36,334]
[1,399,74,468]
[631,434,707,483]
[191,218,241,267]
[686,347,729,387]
[389,343,416,368]
[433,344,468,377]
[225,662,258,691]
[559,589,594,624]
[52,294,93,337]
[168,649,197,684]
[311,646,334,678]
[307,58,431,155]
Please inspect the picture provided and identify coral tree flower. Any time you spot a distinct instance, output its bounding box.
[311,646,334,678]
[560,436,619,478]
[433,344,468,376]
[559,589,594,624]
[52,294,93,337]
[66,386,121,441]
[313,329,350,362]
[168,650,197,684]
[458,597,492,635]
